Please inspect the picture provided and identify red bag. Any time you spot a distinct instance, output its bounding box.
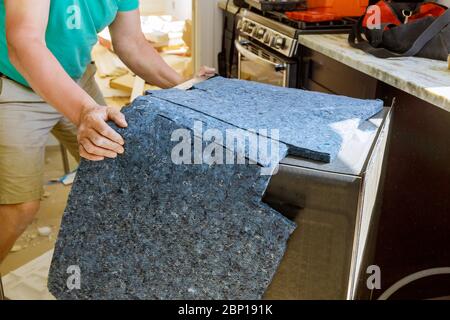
[349,1,450,60]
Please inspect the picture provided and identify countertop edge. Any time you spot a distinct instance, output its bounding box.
[298,35,450,113]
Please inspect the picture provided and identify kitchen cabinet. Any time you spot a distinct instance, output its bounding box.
[299,34,450,299]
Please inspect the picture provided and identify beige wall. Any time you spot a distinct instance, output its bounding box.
[139,0,167,15]
[193,0,223,70]
[139,0,192,19]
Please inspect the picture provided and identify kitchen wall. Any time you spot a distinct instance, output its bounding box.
[168,0,193,20]
[139,0,223,71]
[139,0,193,20]
[193,0,223,70]
[139,0,166,15]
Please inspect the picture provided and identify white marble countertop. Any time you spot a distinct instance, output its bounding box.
[299,34,450,112]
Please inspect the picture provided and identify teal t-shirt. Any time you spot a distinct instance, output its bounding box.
[0,0,139,86]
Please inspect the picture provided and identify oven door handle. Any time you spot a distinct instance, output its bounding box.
[234,40,287,72]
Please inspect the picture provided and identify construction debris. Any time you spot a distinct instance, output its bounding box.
[93,15,193,104]
[130,76,147,101]
[109,73,158,94]
[183,20,192,56]
[50,171,77,186]
[10,245,22,253]
[91,45,129,78]
[38,227,52,237]
[145,30,170,48]
[140,15,187,50]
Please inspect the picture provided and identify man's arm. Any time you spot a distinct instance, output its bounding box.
[109,10,215,89]
[5,0,126,161]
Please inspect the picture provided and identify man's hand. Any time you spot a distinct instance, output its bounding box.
[197,66,216,78]
[77,105,128,161]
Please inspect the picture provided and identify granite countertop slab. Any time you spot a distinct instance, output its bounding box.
[48,77,383,299]
[298,34,450,112]
[131,95,289,169]
[48,104,296,300]
[148,76,383,163]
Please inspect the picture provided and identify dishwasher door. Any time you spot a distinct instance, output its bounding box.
[263,108,392,299]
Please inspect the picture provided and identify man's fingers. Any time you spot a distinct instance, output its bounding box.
[108,108,128,128]
[77,105,127,161]
[87,129,124,154]
[94,119,125,146]
[199,66,216,77]
[79,144,105,161]
[82,138,119,158]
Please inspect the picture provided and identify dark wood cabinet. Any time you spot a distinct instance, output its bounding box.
[300,47,378,99]
[299,45,450,299]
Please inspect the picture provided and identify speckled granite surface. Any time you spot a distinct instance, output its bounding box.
[130,94,289,168]
[48,77,383,299]
[298,34,450,112]
[148,77,383,163]
[48,104,296,300]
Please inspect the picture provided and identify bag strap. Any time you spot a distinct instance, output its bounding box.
[402,7,450,56]
[349,8,450,58]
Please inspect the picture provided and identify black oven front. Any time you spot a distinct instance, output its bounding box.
[235,36,299,88]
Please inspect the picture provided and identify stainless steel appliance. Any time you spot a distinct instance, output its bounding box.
[244,0,304,12]
[234,8,355,88]
[236,9,300,87]
[264,108,392,299]
[221,4,390,299]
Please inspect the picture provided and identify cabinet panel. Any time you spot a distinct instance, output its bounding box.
[300,47,378,99]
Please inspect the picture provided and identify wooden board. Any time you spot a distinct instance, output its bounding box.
[109,73,159,102]
[92,45,128,78]
[183,19,192,56]
[131,76,146,101]
[110,73,135,93]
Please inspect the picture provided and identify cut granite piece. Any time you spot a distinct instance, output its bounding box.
[48,107,296,300]
[131,97,289,169]
[147,76,384,162]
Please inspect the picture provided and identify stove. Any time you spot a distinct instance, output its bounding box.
[245,0,305,12]
[237,9,300,58]
[237,7,356,54]
[230,4,356,88]
[256,10,357,32]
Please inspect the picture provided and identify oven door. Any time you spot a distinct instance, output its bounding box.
[235,39,297,88]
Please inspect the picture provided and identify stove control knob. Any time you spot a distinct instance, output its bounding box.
[257,28,265,38]
[274,36,286,49]
[263,33,271,44]
[242,21,248,32]
[237,20,243,31]
[246,22,255,33]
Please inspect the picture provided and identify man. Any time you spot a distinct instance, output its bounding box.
[0,0,214,262]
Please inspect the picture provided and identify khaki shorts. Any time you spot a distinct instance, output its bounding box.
[0,63,106,204]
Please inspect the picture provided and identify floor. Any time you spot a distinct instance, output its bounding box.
[0,147,77,276]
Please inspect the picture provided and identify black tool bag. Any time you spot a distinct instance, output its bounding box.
[349,1,450,61]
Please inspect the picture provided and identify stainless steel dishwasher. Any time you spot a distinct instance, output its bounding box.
[263,108,392,300]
